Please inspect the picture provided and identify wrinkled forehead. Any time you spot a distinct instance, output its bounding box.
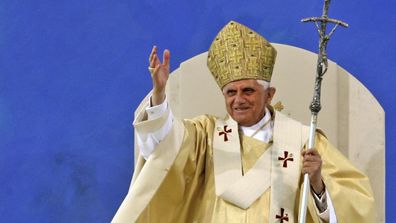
[222,79,259,90]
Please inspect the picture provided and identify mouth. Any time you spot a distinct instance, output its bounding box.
[233,107,250,112]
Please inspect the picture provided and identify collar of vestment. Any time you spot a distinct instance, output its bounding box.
[240,106,273,142]
[213,110,309,222]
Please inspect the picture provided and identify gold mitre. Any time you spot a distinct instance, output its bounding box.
[207,21,277,89]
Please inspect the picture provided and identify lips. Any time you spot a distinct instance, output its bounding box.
[233,107,250,111]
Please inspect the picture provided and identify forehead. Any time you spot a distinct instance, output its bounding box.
[223,79,259,90]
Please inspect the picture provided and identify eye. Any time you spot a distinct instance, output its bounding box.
[243,88,255,95]
[225,89,237,97]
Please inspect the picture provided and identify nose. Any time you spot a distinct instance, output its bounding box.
[234,93,246,104]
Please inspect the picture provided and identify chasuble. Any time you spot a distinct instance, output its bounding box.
[112,109,375,223]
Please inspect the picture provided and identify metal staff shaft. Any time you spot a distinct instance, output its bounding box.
[298,1,348,222]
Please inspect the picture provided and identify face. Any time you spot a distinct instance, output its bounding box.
[222,79,276,127]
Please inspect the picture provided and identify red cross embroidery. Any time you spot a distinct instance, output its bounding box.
[218,125,232,142]
[276,208,289,222]
[278,151,294,168]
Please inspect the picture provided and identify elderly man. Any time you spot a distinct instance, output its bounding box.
[113,21,375,222]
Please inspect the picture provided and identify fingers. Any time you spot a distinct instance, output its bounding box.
[149,45,161,69]
[163,49,170,67]
[302,160,321,170]
[149,45,157,66]
[301,149,322,172]
[149,46,171,70]
[301,148,319,157]
[149,45,156,62]
[301,148,323,191]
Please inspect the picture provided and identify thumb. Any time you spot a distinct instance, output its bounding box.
[163,49,171,67]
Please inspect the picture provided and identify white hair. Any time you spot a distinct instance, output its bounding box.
[256,80,270,90]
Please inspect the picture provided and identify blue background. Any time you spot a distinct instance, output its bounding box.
[0,0,394,222]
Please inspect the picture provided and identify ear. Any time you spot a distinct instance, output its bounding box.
[266,87,276,104]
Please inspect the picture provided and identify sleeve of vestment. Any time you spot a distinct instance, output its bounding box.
[311,188,337,222]
[133,96,174,159]
[311,132,376,222]
[113,111,216,223]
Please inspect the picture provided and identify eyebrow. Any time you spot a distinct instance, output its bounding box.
[225,88,236,93]
[223,86,256,94]
[242,87,255,91]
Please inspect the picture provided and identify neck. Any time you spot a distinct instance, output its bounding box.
[241,107,271,129]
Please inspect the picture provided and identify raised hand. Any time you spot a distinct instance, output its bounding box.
[148,46,170,106]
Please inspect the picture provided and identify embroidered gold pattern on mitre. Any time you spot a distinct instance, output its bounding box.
[207,21,277,89]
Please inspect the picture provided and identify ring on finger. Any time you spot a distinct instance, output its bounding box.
[148,66,155,75]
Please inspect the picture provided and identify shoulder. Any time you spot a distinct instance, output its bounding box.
[181,114,219,132]
[273,111,304,128]
[274,111,330,145]
[274,111,329,134]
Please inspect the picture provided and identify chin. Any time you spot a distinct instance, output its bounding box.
[233,117,250,126]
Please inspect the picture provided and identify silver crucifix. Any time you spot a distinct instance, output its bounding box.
[302,0,348,115]
[298,1,348,223]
